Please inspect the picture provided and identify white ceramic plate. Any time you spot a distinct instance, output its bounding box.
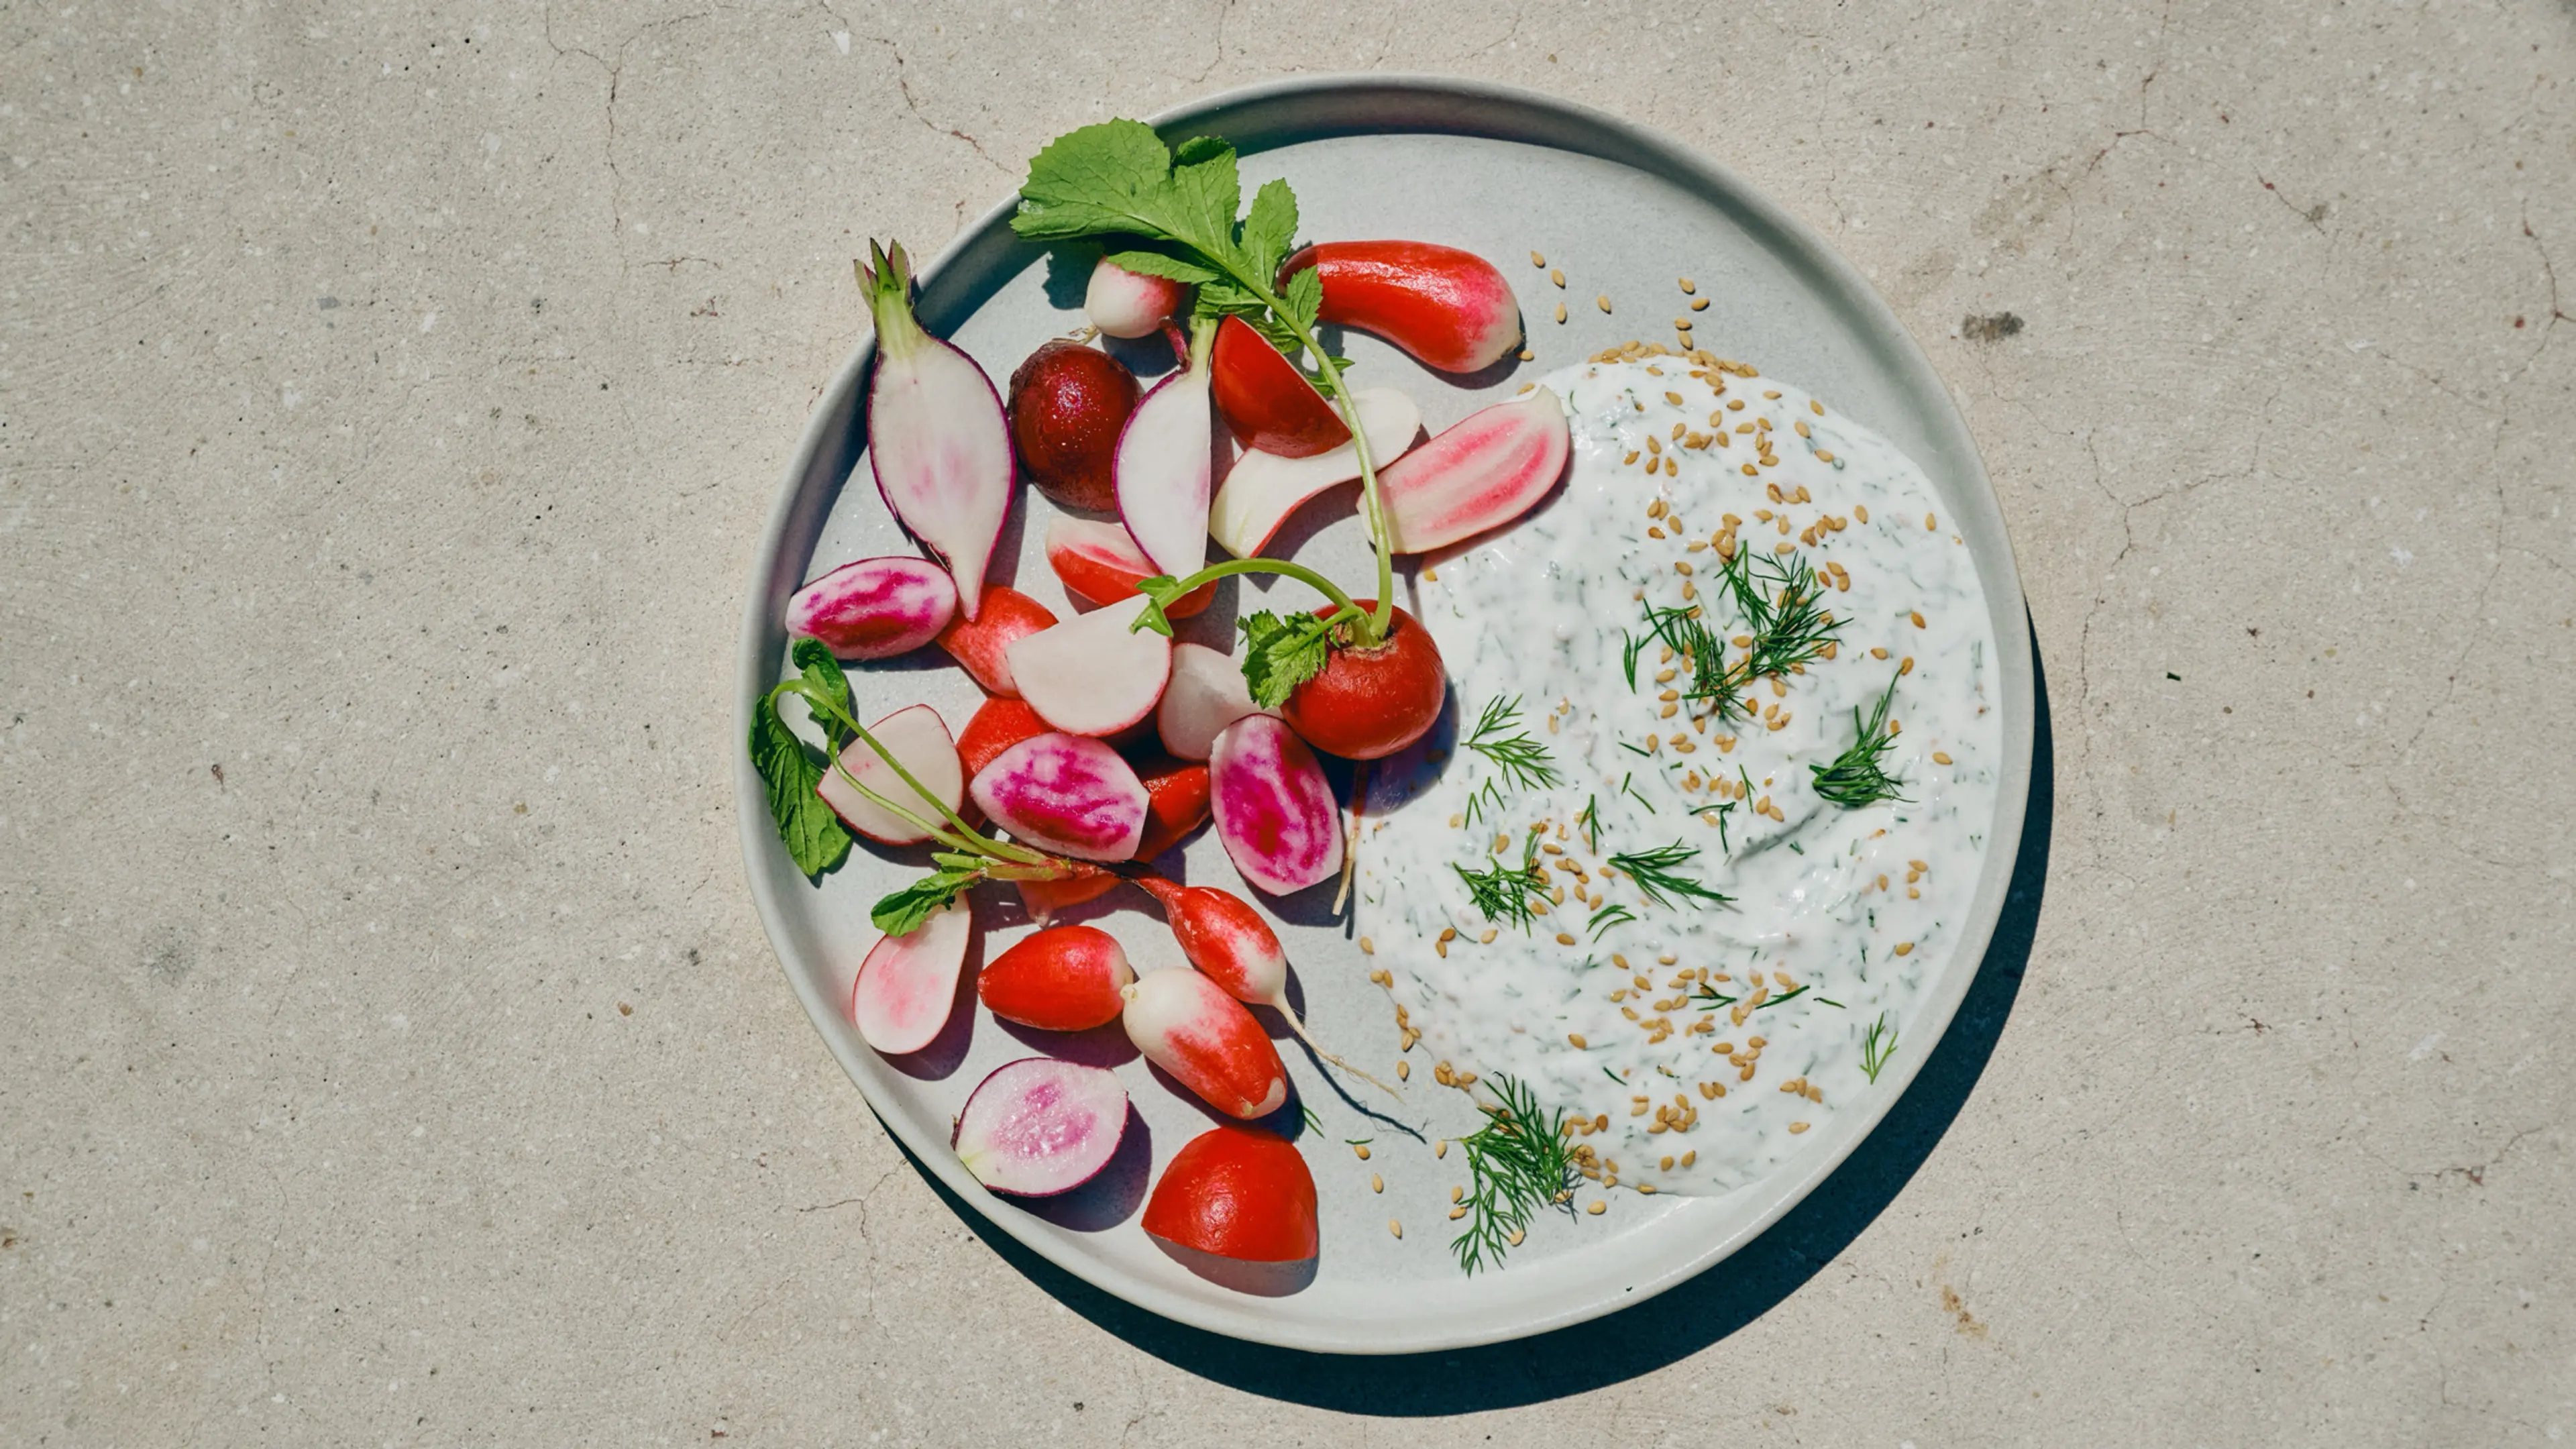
[735,75,2033,1355]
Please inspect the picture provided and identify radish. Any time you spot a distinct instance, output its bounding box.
[1205,387,1422,559]
[816,703,964,845]
[1120,967,1289,1120]
[1006,594,1173,737]
[1045,516,1212,618]
[786,555,959,660]
[1008,339,1139,513]
[1113,321,1217,578]
[952,1058,1130,1196]
[1085,256,1183,339]
[1278,239,1523,374]
[1142,1124,1318,1263]
[849,896,972,1055]
[859,240,1012,618]
[1208,313,1349,459]
[969,733,1148,861]
[936,585,1058,698]
[1278,601,1448,761]
[1132,757,1212,861]
[1156,642,1274,761]
[1207,714,1342,896]
[1380,388,1572,555]
[1138,876,1397,1097]
[977,924,1134,1031]
[955,696,1051,781]
[1016,864,1121,922]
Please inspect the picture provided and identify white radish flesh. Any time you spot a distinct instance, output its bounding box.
[1208,714,1342,896]
[1379,386,1572,555]
[786,555,958,660]
[816,704,964,846]
[849,897,971,1055]
[1085,257,1184,339]
[861,241,1013,619]
[1006,594,1173,737]
[1114,356,1215,578]
[952,1058,1130,1196]
[1120,968,1289,1120]
[1207,388,1424,559]
[1157,642,1273,761]
[969,733,1148,861]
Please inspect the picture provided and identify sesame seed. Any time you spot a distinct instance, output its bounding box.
[1354,1143,1372,1160]
[1436,1138,1449,1159]
[1587,1200,1607,1215]
[1925,512,1938,531]
[1371,1173,1385,1193]
[1518,348,1534,362]
[1678,276,1696,293]
[1550,268,1566,288]
[1448,1206,1468,1220]
[1814,449,1836,464]
[1389,1218,1403,1238]
[1900,655,1917,675]
[1556,931,1578,947]
[1894,942,1915,956]
[1567,1032,1589,1049]
[1397,1061,1410,1081]
[1911,610,1927,629]
[1554,301,1568,324]
[1531,250,1547,267]
[1674,317,1693,331]
[1597,294,1613,313]
[1788,1122,1810,1134]
[1854,504,1870,524]
[1933,751,1954,765]
[1690,296,1709,311]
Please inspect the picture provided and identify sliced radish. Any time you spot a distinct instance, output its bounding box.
[1157,642,1274,761]
[786,555,959,660]
[1208,714,1342,896]
[1142,1124,1318,1263]
[1132,757,1212,861]
[955,697,1051,781]
[1208,313,1349,459]
[969,733,1148,861]
[814,704,964,846]
[1006,594,1173,737]
[860,241,1012,619]
[1380,387,1572,554]
[952,1058,1130,1196]
[1086,257,1183,339]
[1114,345,1215,578]
[1206,387,1424,558]
[1044,516,1213,618]
[1016,865,1122,921]
[977,925,1135,1031]
[936,585,1058,698]
[849,897,971,1055]
[1120,967,1289,1120]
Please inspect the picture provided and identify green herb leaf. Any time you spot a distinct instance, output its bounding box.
[1239,177,1299,280]
[750,688,851,877]
[1861,1011,1900,1083]
[1451,1075,1580,1275]
[1010,119,1193,243]
[790,638,857,744]
[1464,695,1562,792]
[1236,609,1336,708]
[1608,840,1733,910]
[1102,248,1221,285]
[1811,669,1909,808]
[869,869,979,936]
[1453,833,1548,933]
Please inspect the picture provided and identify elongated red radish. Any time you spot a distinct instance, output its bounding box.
[786,556,958,660]
[1380,388,1572,554]
[1279,601,1446,761]
[936,585,1057,698]
[1143,1124,1318,1263]
[978,925,1134,1031]
[1136,876,1397,1097]
[1044,516,1213,617]
[815,704,964,845]
[849,897,971,1055]
[953,1058,1130,1196]
[859,241,1012,618]
[1008,340,1139,513]
[1132,757,1212,861]
[1157,642,1273,761]
[1208,313,1348,459]
[1279,239,1523,374]
[1006,594,1173,737]
[1205,387,1423,559]
[1086,256,1184,339]
[1121,967,1288,1120]
[1207,714,1342,896]
[955,697,1050,780]
[970,733,1148,861]
[1016,865,1121,921]
[1113,339,1216,578]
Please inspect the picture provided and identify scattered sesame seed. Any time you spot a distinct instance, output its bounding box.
[1788,1122,1810,1134]
[1854,504,1870,524]
[1933,751,1953,765]
[1586,1200,1607,1216]
[1678,277,1696,292]
[1894,942,1915,956]
[1360,937,1375,955]
[1597,294,1613,313]
[1925,512,1938,531]
[1554,301,1568,324]
[1371,1172,1385,1193]
[1397,1060,1410,1081]
[1530,250,1547,267]
[1389,1218,1403,1238]
[1556,931,1578,947]
[1354,1142,1372,1160]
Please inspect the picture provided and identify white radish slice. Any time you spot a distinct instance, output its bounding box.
[849,897,971,1055]
[969,733,1148,861]
[1381,386,1573,555]
[952,1058,1130,1196]
[1157,642,1275,761]
[1207,387,1424,558]
[861,241,1012,619]
[1114,356,1215,578]
[1085,257,1183,339]
[815,704,964,846]
[786,556,958,660]
[1208,714,1342,896]
[1006,594,1173,737]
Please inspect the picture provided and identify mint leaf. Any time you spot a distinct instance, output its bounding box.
[1012,119,1181,242]
[1240,177,1299,279]
[1237,609,1336,708]
[1104,248,1220,285]
[871,870,979,936]
[751,690,851,877]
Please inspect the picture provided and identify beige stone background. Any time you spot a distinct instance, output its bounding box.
[4,0,2572,1443]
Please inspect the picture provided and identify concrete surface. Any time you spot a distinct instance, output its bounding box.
[4,1,2572,1443]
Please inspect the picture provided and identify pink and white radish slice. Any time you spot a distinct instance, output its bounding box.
[1120,967,1289,1120]
[860,239,1012,618]
[816,703,964,845]
[1208,714,1342,896]
[969,732,1148,862]
[1380,386,1572,555]
[1006,594,1172,737]
[1114,322,1217,579]
[849,896,972,1055]
[952,1058,1130,1196]
[1138,877,1397,1097]
[1206,387,1424,559]
[1085,257,1184,339]
[786,556,958,660]
[1157,642,1273,762]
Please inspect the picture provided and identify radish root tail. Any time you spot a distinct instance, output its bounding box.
[1281,1009,1402,1101]
[1332,761,1370,916]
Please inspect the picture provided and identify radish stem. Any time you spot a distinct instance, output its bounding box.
[774,680,1053,867]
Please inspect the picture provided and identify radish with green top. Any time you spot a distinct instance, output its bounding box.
[849,896,973,1055]
[1120,967,1288,1120]
[953,1058,1130,1196]
[786,556,958,660]
[858,240,1013,619]
[1085,256,1183,339]
[1208,714,1341,895]
[969,733,1148,862]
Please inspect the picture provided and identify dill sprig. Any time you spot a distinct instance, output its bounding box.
[1587,903,1636,940]
[1811,669,1908,808]
[1607,841,1733,910]
[1633,549,1843,721]
[1577,794,1600,854]
[1452,833,1548,932]
[1464,695,1562,792]
[1861,1012,1899,1083]
[1450,1074,1580,1275]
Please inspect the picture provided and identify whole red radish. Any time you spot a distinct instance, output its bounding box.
[861,240,1013,616]
[1208,315,1350,459]
[1143,1124,1318,1263]
[936,585,1059,698]
[1279,602,1446,761]
[1086,256,1184,339]
[1132,757,1212,861]
[785,556,958,660]
[1008,340,1139,513]
[977,925,1134,1031]
[1044,516,1213,617]
[1278,240,1523,374]
[1136,875,1397,1097]
[1121,967,1288,1119]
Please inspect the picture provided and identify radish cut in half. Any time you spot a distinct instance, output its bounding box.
[936,585,1057,698]
[815,704,963,846]
[1381,387,1572,555]
[952,1058,1130,1196]
[859,241,1012,619]
[1114,349,1216,578]
[786,555,959,660]
[1121,967,1289,1120]
[849,896,971,1055]
[1044,516,1212,617]
[1207,388,1423,559]
[969,733,1148,861]
[1157,642,1274,761]
[1006,594,1173,737]
[1208,714,1342,895]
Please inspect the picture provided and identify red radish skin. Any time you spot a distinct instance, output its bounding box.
[936,586,1059,698]
[1379,388,1572,555]
[1016,865,1122,921]
[952,1058,1130,1196]
[1143,1124,1319,1263]
[849,897,972,1055]
[1279,602,1447,762]
[1006,594,1173,737]
[1008,340,1140,513]
[977,926,1134,1031]
[860,241,1014,618]
[1208,314,1349,459]
[1086,256,1185,339]
[1136,875,1399,1097]
[815,704,965,845]
[955,697,1051,780]
[1207,714,1343,896]
[1120,967,1289,1120]
[1157,642,1275,761]
[1044,516,1213,617]
[1279,240,1524,374]
[786,556,959,660]
[1113,339,1218,578]
[1132,758,1213,861]
[1205,387,1423,559]
[969,733,1148,862]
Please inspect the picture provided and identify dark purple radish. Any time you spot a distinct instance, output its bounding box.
[1157,642,1273,762]
[952,1058,1130,1196]
[786,556,959,660]
[1005,595,1172,738]
[816,704,965,845]
[860,239,1013,619]
[969,733,1148,861]
[850,897,972,1055]
[1208,714,1342,896]
[1114,323,1216,578]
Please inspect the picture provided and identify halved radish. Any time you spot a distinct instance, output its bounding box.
[815,704,963,845]
[978,925,1134,1031]
[1132,757,1212,861]
[1206,387,1424,558]
[1086,256,1184,339]
[1016,865,1122,921]
[1142,1124,1318,1262]
[969,733,1148,861]
[861,241,1012,619]
[1208,714,1342,896]
[1044,516,1213,618]
[1006,594,1173,738]
[1208,313,1349,459]
[955,697,1051,780]
[786,556,959,660]
[849,896,971,1055]
[936,585,1059,698]
[1138,875,1397,1097]
[952,1058,1129,1196]
[1121,967,1288,1120]
[1157,642,1273,761]
[1114,337,1216,578]
[1380,388,1572,554]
